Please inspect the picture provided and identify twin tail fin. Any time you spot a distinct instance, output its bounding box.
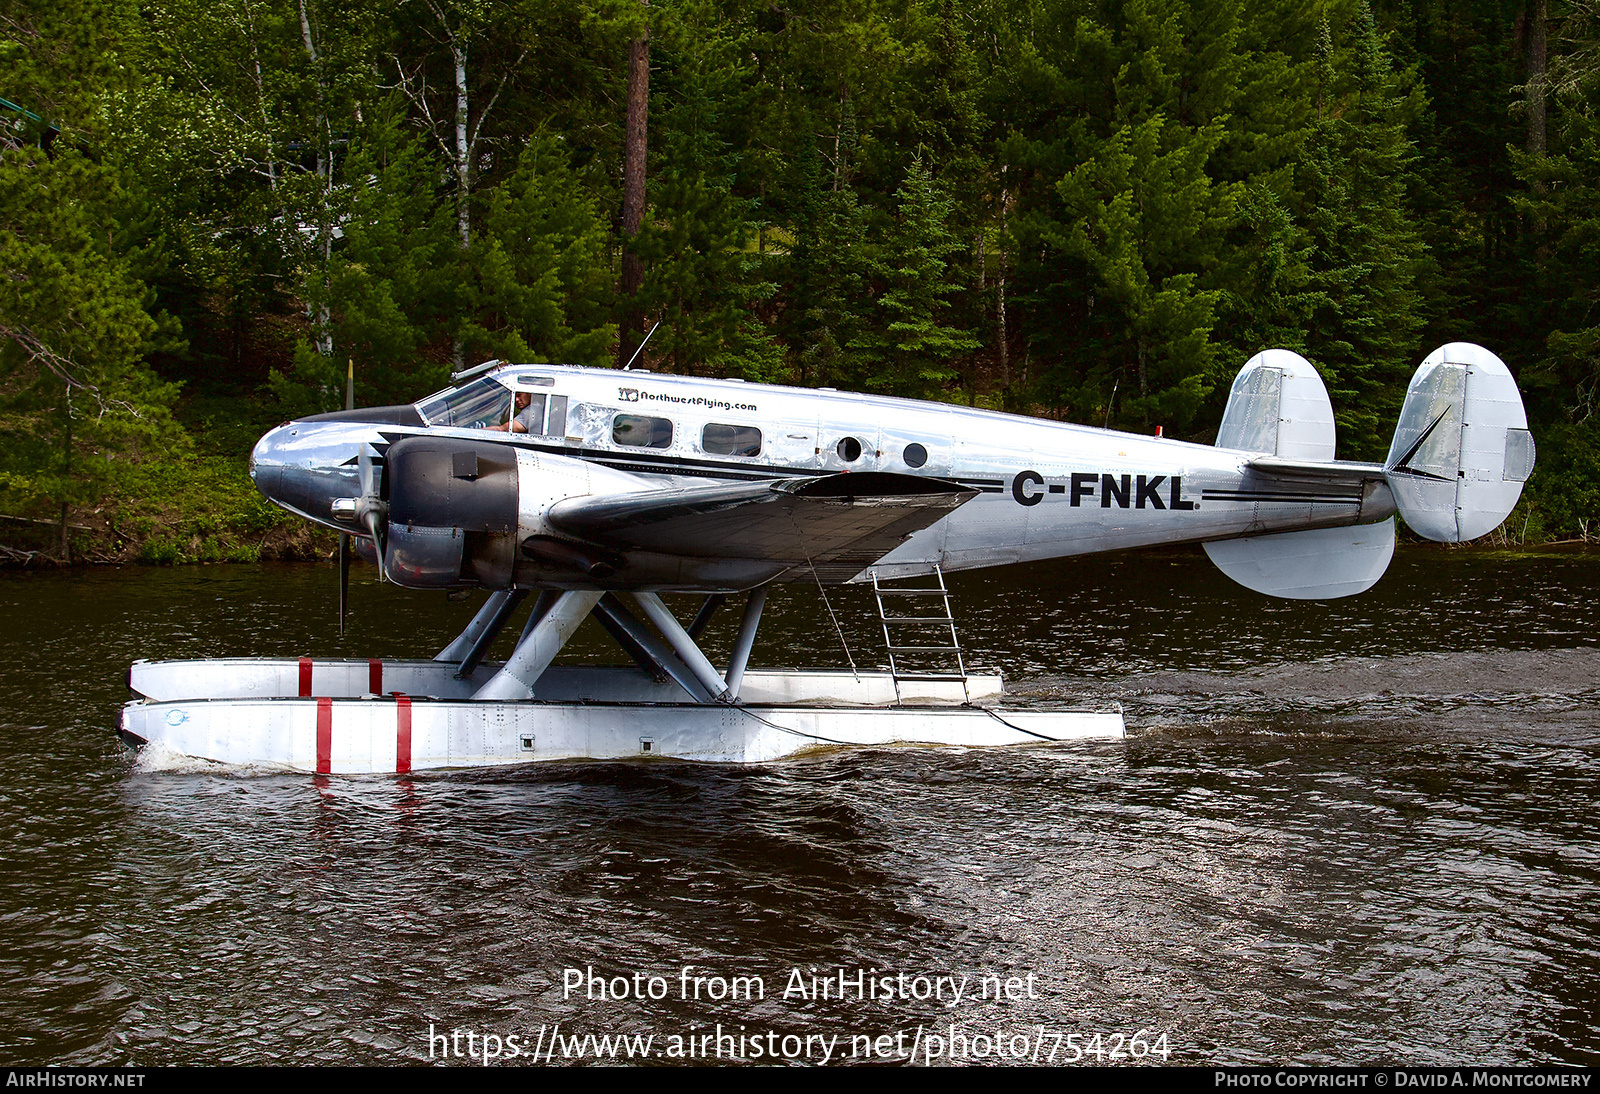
[1204,343,1534,600]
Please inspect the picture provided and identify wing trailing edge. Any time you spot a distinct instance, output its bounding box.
[547,472,976,585]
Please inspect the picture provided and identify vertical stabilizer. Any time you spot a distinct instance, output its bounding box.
[1385,343,1535,542]
[1216,349,1337,460]
[1207,350,1394,598]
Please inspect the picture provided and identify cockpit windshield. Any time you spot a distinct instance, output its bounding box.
[415,377,513,429]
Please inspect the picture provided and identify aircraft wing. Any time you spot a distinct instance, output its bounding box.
[546,471,976,583]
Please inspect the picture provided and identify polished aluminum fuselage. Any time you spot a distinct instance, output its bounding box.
[250,364,1396,582]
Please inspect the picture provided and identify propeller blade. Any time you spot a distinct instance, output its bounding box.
[358,445,387,582]
[338,532,351,634]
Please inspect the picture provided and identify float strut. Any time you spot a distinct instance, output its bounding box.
[473,591,603,701]
[517,590,562,643]
[723,587,768,700]
[590,599,671,684]
[435,591,512,662]
[595,595,717,702]
[630,592,733,703]
[454,590,528,679]
[687,594,726,640]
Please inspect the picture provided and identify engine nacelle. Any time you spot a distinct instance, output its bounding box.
[380,436,653,589]
[382,437,520,588]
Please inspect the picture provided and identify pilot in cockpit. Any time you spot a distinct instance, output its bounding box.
[484,391,536,433]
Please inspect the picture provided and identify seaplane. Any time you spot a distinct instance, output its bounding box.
[120,342,1535,773]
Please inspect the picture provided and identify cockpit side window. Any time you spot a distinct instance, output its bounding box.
[546,395,568,437]
[415,377,513,429]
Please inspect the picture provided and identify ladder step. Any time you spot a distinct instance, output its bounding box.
[875,563,967,704]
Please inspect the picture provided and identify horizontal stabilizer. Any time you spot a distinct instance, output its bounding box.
[1385,343,1535,542]
[1217,350,1337,460]
[1246,455,1387,486]
[1203,517,1395,599]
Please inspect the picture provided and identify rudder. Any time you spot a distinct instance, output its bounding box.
[1216,349,1337,459]
[1209,349,1394,598]
[1385,343,1535,542]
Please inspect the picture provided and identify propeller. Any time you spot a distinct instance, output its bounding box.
[330,444,388,630]
[338,533,350,634]
[356,443,387,582]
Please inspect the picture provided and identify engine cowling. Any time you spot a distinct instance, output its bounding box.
[377,436,653,589]
[381,436,520,588]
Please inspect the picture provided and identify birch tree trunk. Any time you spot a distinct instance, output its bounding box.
[298,0,334,358]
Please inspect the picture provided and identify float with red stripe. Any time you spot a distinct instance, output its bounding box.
[120,658,1120,773]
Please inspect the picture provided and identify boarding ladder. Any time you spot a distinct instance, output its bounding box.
[871,564,970,704]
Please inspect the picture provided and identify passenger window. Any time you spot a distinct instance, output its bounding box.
[614,414,673,449]
[702,423,762,457]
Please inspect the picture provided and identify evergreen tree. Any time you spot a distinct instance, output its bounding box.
[1513,0,1600,425]
[269,109,460,415]
[1296,8,1431,458]
[996,0,1247,433]
[1054,112,1234,431]
[783,134,873,387]
[637,16,783,380]
[848,155,980,397]
[465,134,615,368]
[1508,0,1600,538]
[0,0,178,557]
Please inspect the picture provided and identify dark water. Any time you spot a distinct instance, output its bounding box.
[1,548,1596,1066]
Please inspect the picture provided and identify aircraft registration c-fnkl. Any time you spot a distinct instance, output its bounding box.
[121,342,1535,773]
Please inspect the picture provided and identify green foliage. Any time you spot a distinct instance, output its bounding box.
[269,110,459,414]
[113,448,291,563]
[1004,0,1244,432]
[847,156,980,398]
[1054,113,1233,430]
[1514,38,1600,426]
[1295,7,1431,459]
[0,145,179,543]
[10,0,1600,557]
[1521,420,1600,539]
[632,14,784,381]
[784,136,874,387]
[465,136,616,367]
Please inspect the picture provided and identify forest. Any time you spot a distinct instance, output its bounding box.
[2,0,1598,563]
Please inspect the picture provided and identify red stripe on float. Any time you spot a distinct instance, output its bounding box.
[316,696,332,774]
[395,695,412,774]
[298,657,313,697]
[369,658,383,695]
